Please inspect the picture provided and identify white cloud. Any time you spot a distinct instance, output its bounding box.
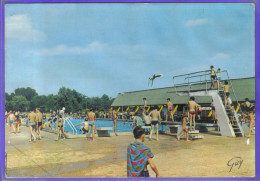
[5,14,46,42]
[185,18,208,27]
[211,53,230,60]
[41,41,105,55]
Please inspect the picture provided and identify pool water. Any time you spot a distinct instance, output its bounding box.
[63,119,135,134]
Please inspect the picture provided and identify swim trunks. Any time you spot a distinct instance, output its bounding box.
[9,120,14,124]
[29,122,36,126]
[113,118,116,121]
[38,122,42,126]
[189,111,196,115]
[145,123,151,126]
[168,107,173,111]
[16,121,19,125]
[225,92,230,97]
[212,106,215,111]
[89,121,95,126]
[58,125,63,128]
[199,110,202,113]
[151,120,159,125]
[217,77,221,80]
[211,75,216,79]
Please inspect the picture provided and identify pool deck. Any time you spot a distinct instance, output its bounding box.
[5,124,255,178]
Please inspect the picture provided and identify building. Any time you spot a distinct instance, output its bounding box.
[111,77,255,120]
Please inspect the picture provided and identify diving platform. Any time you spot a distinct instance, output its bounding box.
[172,70,245,137]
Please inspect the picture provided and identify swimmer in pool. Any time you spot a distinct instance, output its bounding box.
[148,106,161,141]
[87,108,96,142]
[188,97,197,131]
[166,98,174,122]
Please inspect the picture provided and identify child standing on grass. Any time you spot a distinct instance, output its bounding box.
[127,126,160,177]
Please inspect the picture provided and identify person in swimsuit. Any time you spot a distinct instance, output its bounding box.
[148,106,161,141]
[127,126,160,178]
[87,108,96,141]
[210,65,216,89]
[211,100,217,124]
[112,109,118,136]
[36,108,44,140]
[197,104,202,121]
[74,118,89,134]
[229,103,235,125]
[166,98,174,122]
[44,118,53,130]
[188,97,197,131]
[56,114,66,141]
[244,98,251,113]
[247,107,255,137]
[221,81,232,108]
[216,68,223,91]
[177,112,190,141]
[142,108,151,134]
[27,110,37,142]
[8,112,16,133]
[14,115,21,134]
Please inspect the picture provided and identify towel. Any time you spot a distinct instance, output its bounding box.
[127,141,154,177]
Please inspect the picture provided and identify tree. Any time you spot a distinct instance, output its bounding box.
[30,95,48,112]
[10,96,30,112]
[14,87,38,101]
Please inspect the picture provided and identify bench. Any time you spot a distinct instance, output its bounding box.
[96,127,113,137]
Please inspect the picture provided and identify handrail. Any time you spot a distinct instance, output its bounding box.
[172,70,211,79]
[222,71,240,110]
[64,117,78,135]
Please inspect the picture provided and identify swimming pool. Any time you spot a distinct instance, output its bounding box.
[63,119,135,133]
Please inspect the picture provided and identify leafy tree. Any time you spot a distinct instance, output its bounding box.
[5,100,13,111]
[5,93,12,101]
[10,96,30,112]
[30,95,48,112]
[14,87,38,101]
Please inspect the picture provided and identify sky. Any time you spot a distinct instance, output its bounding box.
[5,3,255,98]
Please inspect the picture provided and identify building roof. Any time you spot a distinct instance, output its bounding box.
[111,77,255,107]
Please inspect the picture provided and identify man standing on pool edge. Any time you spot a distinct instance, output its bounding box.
[87,108,96,142]
[112,109,118,136]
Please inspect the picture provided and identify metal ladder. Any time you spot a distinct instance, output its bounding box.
[64,117,78,135]
[218,90,244,137]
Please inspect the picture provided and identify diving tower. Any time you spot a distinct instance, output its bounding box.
[172,70,244,137]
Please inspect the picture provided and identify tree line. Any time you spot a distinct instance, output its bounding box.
[5,87,115,113]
